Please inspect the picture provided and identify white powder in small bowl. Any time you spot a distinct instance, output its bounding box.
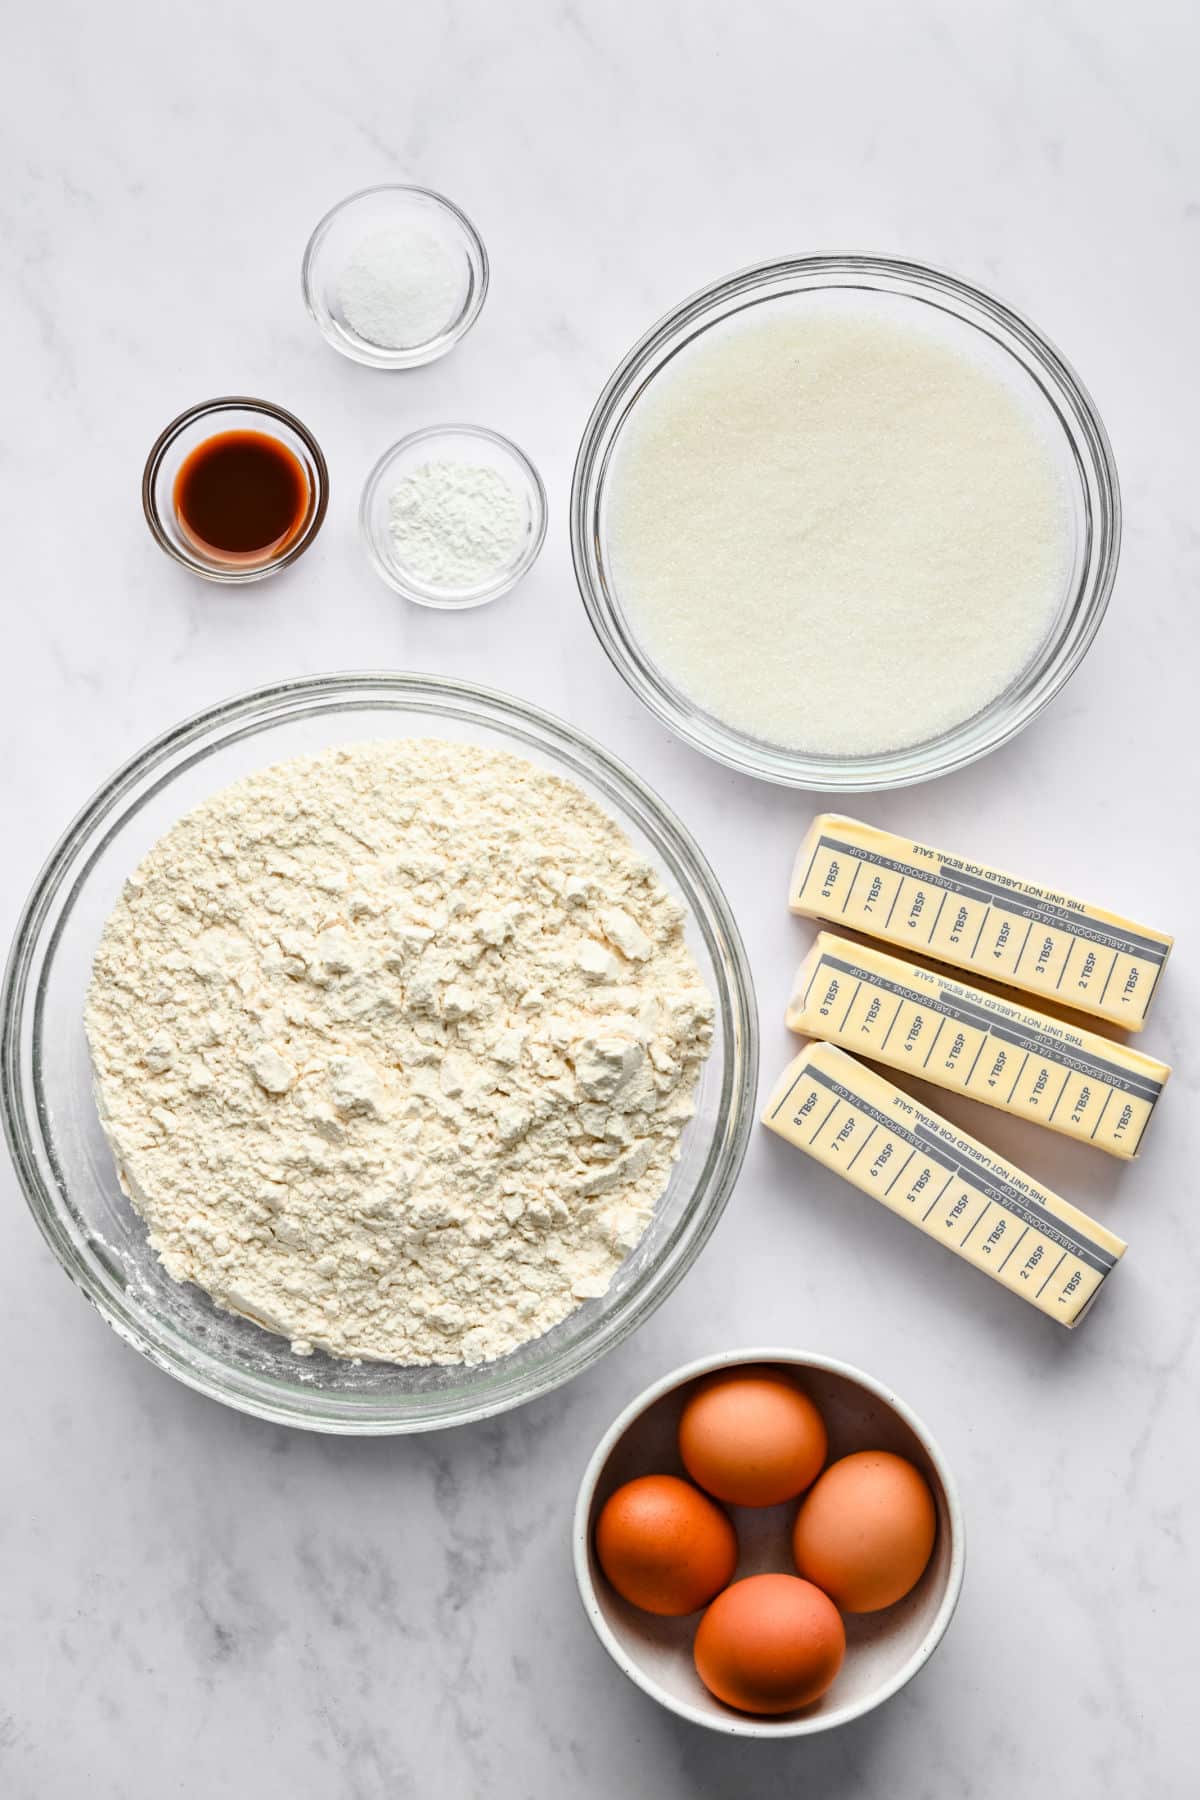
[388,461,525,590]
[607,303,1073,758]
[337,225,466,350]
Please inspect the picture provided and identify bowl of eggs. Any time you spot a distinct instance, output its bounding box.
[573,1349,964,1736]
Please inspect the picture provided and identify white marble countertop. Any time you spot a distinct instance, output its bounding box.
[3,4,1197,1794]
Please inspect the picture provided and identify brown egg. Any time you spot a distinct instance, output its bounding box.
[793,1450,936,1612]
[595,1474,738,1616]
[678,1368,828,1507]
[694,1573,845,1713]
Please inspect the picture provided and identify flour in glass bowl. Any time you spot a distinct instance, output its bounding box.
[84,740,714,1367]
[607,303,1073,757]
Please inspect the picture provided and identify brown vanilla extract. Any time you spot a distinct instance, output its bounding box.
[173,430,310,564]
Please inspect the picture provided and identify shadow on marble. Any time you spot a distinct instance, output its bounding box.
[641,1681,913,1798]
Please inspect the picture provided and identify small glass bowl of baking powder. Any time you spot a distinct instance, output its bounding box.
[360,424,548,607]
[302,185,489,369]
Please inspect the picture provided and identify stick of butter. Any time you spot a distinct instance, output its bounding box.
[763,1040,1125,1326]
[788,933,1170,1159]
[789,814,1173,1030]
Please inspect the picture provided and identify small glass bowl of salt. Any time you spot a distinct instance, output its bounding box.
[360,425,548,608]
[302,185,488,369]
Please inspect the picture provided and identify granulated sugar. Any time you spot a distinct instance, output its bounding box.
[337,225,465,349]
[608,305,1072,757]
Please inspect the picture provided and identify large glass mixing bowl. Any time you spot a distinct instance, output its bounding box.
[571,255,1121,790]
[1,675,758,1433]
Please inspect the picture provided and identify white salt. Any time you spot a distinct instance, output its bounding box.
[607,303,1072,757]
[337,226,466,349]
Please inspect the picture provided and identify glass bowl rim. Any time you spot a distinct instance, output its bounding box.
[570,252,1122,791]
[141,395,330,584]
[300,182,490,370]
[359,425,549,608]
[1,671,759,1434]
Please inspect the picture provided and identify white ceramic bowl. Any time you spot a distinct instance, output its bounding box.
[573,1349,964,1736]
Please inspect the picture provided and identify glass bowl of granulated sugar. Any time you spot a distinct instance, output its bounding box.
[2,674,757,1434]
[302,184,489,369]
[572,256,1121,790]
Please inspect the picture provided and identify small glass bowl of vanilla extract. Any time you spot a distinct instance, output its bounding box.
[142,398,329,582]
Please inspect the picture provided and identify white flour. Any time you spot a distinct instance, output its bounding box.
[388,461,525,589]
[85,741,713,1366]
[337,225,465,348]
[609,305,1072,756]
